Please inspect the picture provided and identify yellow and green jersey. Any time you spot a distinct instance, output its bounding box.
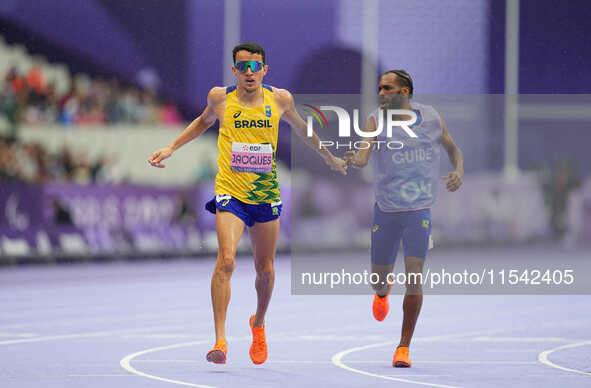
[215,84,281,204]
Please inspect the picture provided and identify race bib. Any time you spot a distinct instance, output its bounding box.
[231,142,273,173]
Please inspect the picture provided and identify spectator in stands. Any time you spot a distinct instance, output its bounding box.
[5,66,26,94]
[174,192,197,226]
[0,136,119,185]
[160,98,183,125]
[26,64,46,94]
[541,161,582,240]
[1,66,184,127]
[52,198,73,225]
[0,136,20,181]
[0,75,20,136]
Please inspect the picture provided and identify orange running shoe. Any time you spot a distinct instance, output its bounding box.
[249,315,268,364]
[372,284,392,321]
[206,339,227,364]
[393,346,412,367]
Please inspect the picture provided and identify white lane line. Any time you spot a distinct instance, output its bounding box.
[68,374,137,377]
[473,336,572,343]
[383,375,453,377]
[122,334,194,339]
[130,359,537,365]
[538,340,591,376]
[525,374,588,378]
[120,340,216,388]
[332,341,461,388]
[0,310,195,330]
[120,333,329,387]
[0,332,37,338]
[267,360,332,364]
[0,325,186,345]
[1,305,147,319]
[297,335,388,341]
[132,360,197,363]
[346,361,538,365]
[486,349,543,353]
[330,328,532,388]
[132,359,336,364]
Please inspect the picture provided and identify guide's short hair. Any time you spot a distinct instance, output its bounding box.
[384,69,413,96]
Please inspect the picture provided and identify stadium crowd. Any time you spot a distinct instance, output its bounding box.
[1,65,183,128]
[0,136,122,185]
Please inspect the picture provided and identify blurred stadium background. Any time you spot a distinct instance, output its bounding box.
[0,0,590,264]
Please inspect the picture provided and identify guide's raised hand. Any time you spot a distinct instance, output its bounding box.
[442,171,463,192]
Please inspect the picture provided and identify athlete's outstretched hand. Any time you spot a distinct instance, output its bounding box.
[442,171,462,192]
[148,146,174,168]
[325,154,348,175]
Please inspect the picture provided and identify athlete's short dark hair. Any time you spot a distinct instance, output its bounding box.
[384,69,413,97]
[232,42,266,64]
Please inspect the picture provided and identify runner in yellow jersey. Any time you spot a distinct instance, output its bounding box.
[148,42,347,365]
